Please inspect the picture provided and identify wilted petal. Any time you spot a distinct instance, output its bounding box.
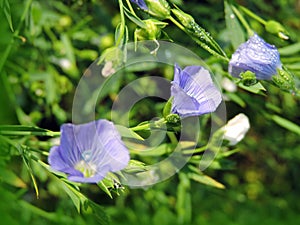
[171,64,222,118]
[229,33,282,80]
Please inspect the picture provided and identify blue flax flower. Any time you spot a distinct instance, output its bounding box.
[130,0,148,10]
[48,119,129,183]
[171,64,222,118]
[229,33,282,80]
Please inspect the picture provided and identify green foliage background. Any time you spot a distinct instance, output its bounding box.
[0,0,300,224]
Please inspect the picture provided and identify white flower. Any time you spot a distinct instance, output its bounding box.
[223,113,250,145]
[221,77,237,92]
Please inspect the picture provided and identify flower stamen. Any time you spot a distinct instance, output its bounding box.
[75,160,97,178]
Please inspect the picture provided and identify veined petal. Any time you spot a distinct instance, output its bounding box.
[48,119,130,183]
[229,33,282,80]
[171,64,222,118]
[48,146,83,177]
[93,120,130,172]
[48,146,69,171]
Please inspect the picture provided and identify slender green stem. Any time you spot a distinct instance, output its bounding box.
[169,16,229,62]
[231,5,254,37]
[19,201,57,221]
[169,15,185,31]
[130,123,150,131]
[0,39,14,75]
[0,130,60,137]
[239,5,266,25]
[182,145,207,155]
[125,0,137,17]
[167,132,177,145]
[0,0,33,74]
[192,36,229,62]
[130,118,166,131]
[116,0,126,46]
[23,145,50,156]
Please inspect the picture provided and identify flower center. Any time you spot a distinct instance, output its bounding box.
[74,160,97,178]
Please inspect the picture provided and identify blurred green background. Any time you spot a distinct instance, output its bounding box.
[0,0,300,224]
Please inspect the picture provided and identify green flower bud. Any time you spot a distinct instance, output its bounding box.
[166,114,181,125]
[272,67,296,92]
[240,71,258,86]
[144,0,170,19]
[135,19,167,40]
[171,8,195,29]
[265,20,289,40]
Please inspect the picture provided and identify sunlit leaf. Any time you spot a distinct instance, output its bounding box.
[271,115,300,135]
[224,1,246,49]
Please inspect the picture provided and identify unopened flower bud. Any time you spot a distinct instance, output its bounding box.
[229,33,282,81]
[171,8,195,29]
[144,0,170,19]
[265,20,289,40]
[135,19,167,40]
[166,114,181,125]
[240,71,258,86]
[272,67,296,93]
[222,113,250,146]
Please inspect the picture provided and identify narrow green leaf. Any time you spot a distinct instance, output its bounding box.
[0,168,27,188]
[98,180,113,199]
[238,81,266,95]
[130,143,172,156]
[115,23,126,46]
[271,115,300,135]
[84,200,110,225]
[188,172,225,189]
[278,42,300,56]
[217,148,240,158]
[225,92,246,107]
[0,125,59,137]
[285,62,300,70]
[163,97,173,118]
[61,182,83,213]
[21,151,39,198]
[188,165,225,189]
[1,0,14,32]
[116,125,144,140]
[123,6,147,28]
[224,1,245,49]
[176,173,191,224]
[122,159,146,173]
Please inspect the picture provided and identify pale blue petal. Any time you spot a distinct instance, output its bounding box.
[229,33,282,80]
[48,119,130,184]
[48,146,83,177]
[48,146,68,171]
[68,173,105,183]
[130,0,148,10]
[171,64,222,118]
[93,120,130,173]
